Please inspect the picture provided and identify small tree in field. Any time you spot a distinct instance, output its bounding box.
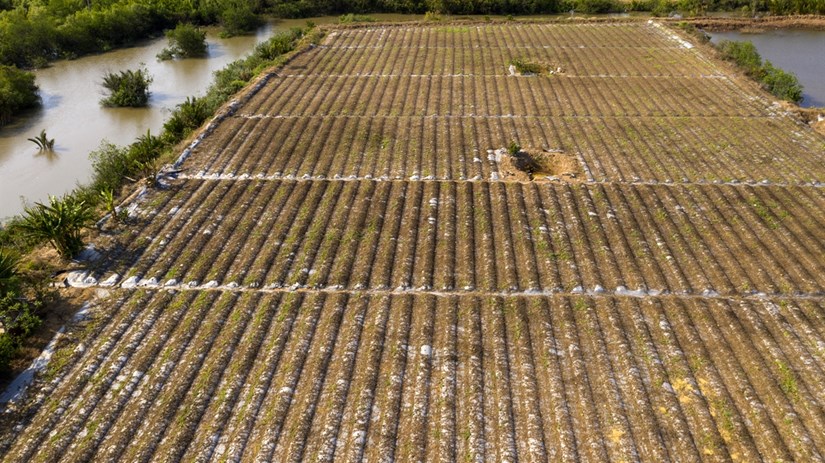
[101,67,152,107]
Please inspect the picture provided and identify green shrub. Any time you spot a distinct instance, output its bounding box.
[101,67,153,107]
[716,39,804,103]
[717,40,763,76]
[761,60,803,103]
[0,64,39,127]
[220,0,262,37]
[507,140,521,155]
[158,23,207,60]
[566,0,623,13]
[510,57,544,75]
[19,194,93,259]
[163,96,211,140]
[0,249,18,292]
[89,142,132,193]
[129,129,165,164]
[254,29,303,60]
[339,14,377,23]
[0,290,42,373]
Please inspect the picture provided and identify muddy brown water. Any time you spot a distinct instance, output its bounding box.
[0,15,424,221]
[710,29,825,108]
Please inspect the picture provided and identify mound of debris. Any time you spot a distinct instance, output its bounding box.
[494,146,583,182]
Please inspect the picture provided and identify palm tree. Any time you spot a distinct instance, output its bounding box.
[27,129,55,151]
[0,250,19,291]
[18,195,93,258]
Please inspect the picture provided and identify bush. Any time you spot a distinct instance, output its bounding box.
[716,39,804,103]
[510,57,544,75]
[254,28,304,60]
[0,290,42,373]
[0,64,39,127]
[0,249,18,292]
[717,39,763,77]
[163,96,211,140]
[507,140,521,155]
[761,61,803,103]
[220,0,262,37]
[158,23,207,60]
[101,67,153,107]
[18,194,93,258]
[339,13,377,23]
[89,142,132,193]
[563,0,623,13]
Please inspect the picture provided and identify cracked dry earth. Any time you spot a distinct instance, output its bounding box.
[3,21,825,462]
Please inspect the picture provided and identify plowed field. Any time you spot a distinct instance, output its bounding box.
[2,20,825,462]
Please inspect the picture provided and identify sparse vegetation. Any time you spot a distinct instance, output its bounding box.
[507,140,521,155]
[100,67,153,107]
[509,57,544,75]
[27,129,55,151]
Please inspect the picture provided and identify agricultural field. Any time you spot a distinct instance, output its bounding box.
[3,21,825,461]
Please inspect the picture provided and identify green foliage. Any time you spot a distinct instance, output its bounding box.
[507,140,521,155]
[0,249,18,291]
[18,194,93,258]
[220,0,263,37]
[130,129,165,164]
[0,64,39,127]
[163,96,211,139]
[101,67,153,107]
[768,0,825,13]
[339,13,377,22]
[158,23,207,60]
[55,3,162,56]
[27,129,55,151]
[761,60,802,103]
[509,57,544,75]
[717,39,803,103]
[0,10,57,68]
[0,290,42,373]
[253,27,304,60]
[561,0,623,13]
[89,142,132,193]
[718,40,763,76]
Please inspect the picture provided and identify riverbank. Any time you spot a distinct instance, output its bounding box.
[682,14,825,31]
[0,25,321,391]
